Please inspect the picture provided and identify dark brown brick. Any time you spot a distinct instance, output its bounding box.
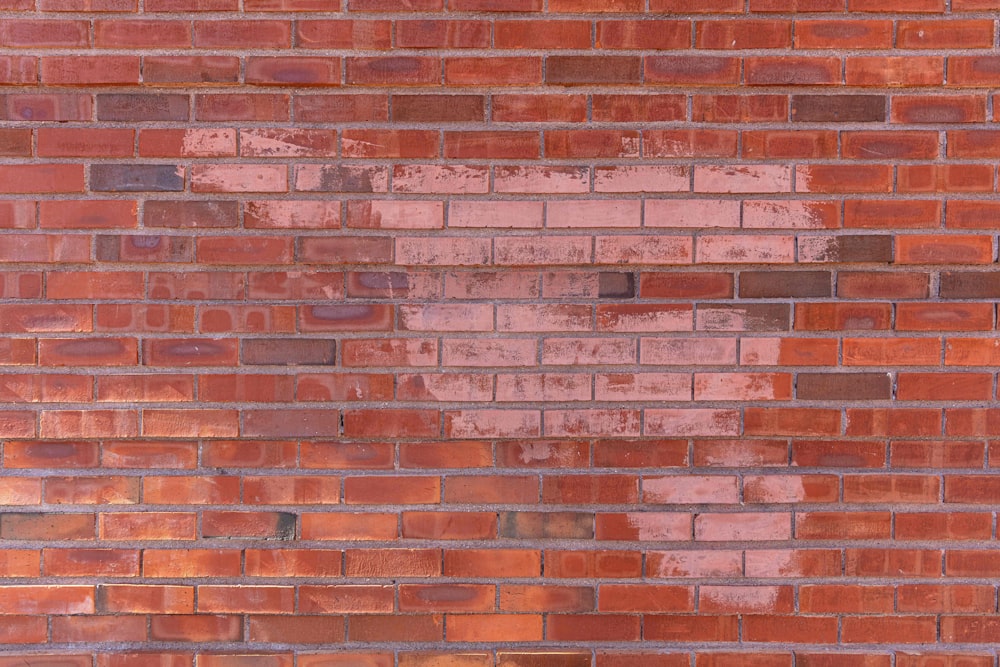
[797,373,892,401]
[740,271,831,298]
[792,95,886,122]
[144,201,239,229]
[393,94,485,122]
[97,94,189,122]
[547,56,641,85]
[91,165,184,193]
[940,272,1000,298]
[598,272,635,299]
[241,338,336,366]
[499,511,593,539]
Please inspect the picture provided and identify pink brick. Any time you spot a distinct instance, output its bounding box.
[399,304,494,332]
[648,550,742,578]
[445,410,541,438]
[594,166,689,193]
[494,236,591,265]
[545,409,641,437]
[395,237,491,266]
[644,409,740,436]
[596,304,693,332]
[694,372,792,401]
[393,164,489,194]
[645,199,740,228]
[140,129,237,157]
[449,200,543,229]
[542,337,637,366]
[595,235,693,265]
[695,513,792,541]
[244,200,341,229]
[743,200,840,229]
[643,476,740,504]
[640,338,738,365]
[547,200,641,228]
[398,373,493,402]
[496,373,592,402]
[191,164,287,193]
[699,585,793,613]
[694,165,792,193]
[494,166,589,193]
[240,128,337,157]
[697,235,795,263]
[594,373,691,402]
[497,304,592,332]
[443,338,538,367]
[349,200,444,229]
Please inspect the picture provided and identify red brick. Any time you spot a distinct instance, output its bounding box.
[296,19,392,49]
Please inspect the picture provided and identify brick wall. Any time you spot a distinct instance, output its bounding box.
[2,0,1000,663]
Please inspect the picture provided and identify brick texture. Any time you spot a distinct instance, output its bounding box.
[1,0,999,663]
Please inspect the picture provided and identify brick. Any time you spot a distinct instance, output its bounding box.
[896,235,993,264]
[193,20,289,48]
[1,19,89,47]
[892,94,986,124]
[143,56,239,84]
[743,129,837,159]
[40,200,137,230]
[746,56,840,85]
[97,94,189,122]
[843,131,939,160]
[597,20,689,49]
[394,94,484,122]
[694,94,787,122]
[847,56,944,86]
[91,165,184,193]
[98,585,193,615]
[798,234,893,263]
[646,200,739,228]
[492,94,586,122]
[195,94,289,122]
[38,128,133,158]
[0,164,85,194]
[42,56,139,85]
[899,164,993,193]
[794,20,892,48]
[646,56,740,85]
[646,129,736,158]
[146,201,238,229]
[740,271,830,298]
[394,165,488,194]
[791,94,885,122]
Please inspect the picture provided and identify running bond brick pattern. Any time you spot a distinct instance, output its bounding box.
[2,0,1000,664]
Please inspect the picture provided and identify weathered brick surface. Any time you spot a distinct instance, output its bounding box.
[1,0,999,662]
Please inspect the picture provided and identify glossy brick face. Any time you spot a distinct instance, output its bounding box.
[2,0,999,663]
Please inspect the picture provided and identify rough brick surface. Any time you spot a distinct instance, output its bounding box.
[1,0,1000,662]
